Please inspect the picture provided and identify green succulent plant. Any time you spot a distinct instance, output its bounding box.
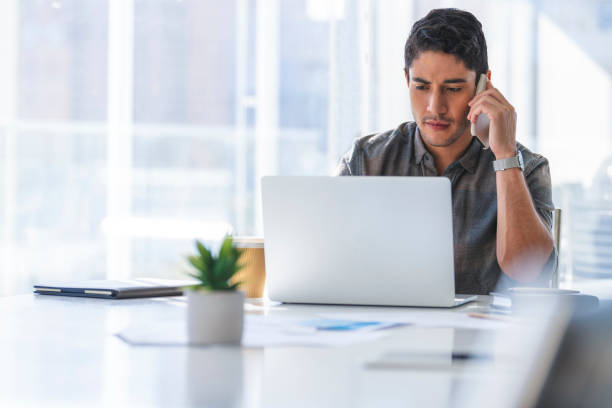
[186,235,245,291]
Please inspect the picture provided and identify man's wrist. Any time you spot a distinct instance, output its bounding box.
[493,148,517,160]
[495,167,522,175]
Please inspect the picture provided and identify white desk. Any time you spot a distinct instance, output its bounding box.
[0,294,506,407]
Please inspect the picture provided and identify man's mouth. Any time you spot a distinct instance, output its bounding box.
[424,120,451,131]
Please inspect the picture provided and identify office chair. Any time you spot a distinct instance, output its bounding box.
[551,208,562,288]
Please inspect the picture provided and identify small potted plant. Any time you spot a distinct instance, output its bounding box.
[185,235,245,345]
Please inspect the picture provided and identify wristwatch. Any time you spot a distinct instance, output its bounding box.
[492,150,524,172]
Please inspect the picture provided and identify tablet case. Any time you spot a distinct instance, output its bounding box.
[34,278,196,299]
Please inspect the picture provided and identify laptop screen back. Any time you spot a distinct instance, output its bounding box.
[261,176,455,307]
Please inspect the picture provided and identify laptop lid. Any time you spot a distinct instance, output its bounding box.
[261,176,456,307]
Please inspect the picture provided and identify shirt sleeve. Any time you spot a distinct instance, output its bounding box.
[334,157,352,176]
[524,155,558,285]
[333,141,362,176]
[525,156,555,231]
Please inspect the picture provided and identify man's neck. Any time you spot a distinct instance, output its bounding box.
[424,132,473,175]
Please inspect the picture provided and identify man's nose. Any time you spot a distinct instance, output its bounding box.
[427,91,448,116]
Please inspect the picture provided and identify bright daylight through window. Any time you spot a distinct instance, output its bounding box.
[0,0,611,295]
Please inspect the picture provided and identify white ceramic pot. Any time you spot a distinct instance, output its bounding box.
[186,290,245,345]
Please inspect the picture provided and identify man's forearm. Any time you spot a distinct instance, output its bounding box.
[496,168,554,282]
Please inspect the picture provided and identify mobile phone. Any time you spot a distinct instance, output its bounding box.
[471,73,490,149]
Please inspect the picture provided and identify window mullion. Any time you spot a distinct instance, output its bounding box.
[106,0,134,280]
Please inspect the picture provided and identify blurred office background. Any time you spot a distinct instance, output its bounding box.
[0,0,611,295]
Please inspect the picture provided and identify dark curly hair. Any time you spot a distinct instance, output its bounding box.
[404,8,488,82]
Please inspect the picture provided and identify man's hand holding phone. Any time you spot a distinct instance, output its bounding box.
[467,76,517,159]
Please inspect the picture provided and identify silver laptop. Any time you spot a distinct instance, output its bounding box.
[261,176,476,307]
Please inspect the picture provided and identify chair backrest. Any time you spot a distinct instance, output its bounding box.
[551,208,562,288]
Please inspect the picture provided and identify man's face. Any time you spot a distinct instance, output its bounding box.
[406,51,477,148]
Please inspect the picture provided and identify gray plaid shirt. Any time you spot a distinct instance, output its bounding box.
[335,121,556,295]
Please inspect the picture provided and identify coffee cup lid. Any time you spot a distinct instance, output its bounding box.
[232,237,264,248]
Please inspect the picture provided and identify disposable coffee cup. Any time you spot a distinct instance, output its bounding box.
[230,237,265,298]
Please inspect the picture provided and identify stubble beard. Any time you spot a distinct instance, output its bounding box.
[418,107,471,148]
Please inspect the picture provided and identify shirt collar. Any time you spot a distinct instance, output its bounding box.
[413,126,429,164]
[413,126,483,174]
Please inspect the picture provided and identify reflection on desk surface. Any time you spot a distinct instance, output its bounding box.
[1,294,609,407]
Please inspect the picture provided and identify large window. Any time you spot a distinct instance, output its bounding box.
[1,0,611,295]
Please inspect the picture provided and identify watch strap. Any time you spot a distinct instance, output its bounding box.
[492,150,524,171]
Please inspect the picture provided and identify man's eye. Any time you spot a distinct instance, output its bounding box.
[447,87,461,93]
[415,85,428,90]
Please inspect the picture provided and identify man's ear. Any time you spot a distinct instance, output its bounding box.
[486,70,491,80]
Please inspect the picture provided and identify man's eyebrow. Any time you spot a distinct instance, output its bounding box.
[412,77,430,84]
[443,78,468,84]
[412,77,468,84]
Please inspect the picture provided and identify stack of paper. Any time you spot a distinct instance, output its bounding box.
[116,315,394,348]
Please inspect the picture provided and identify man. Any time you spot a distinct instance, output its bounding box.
[335,8,556,295]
